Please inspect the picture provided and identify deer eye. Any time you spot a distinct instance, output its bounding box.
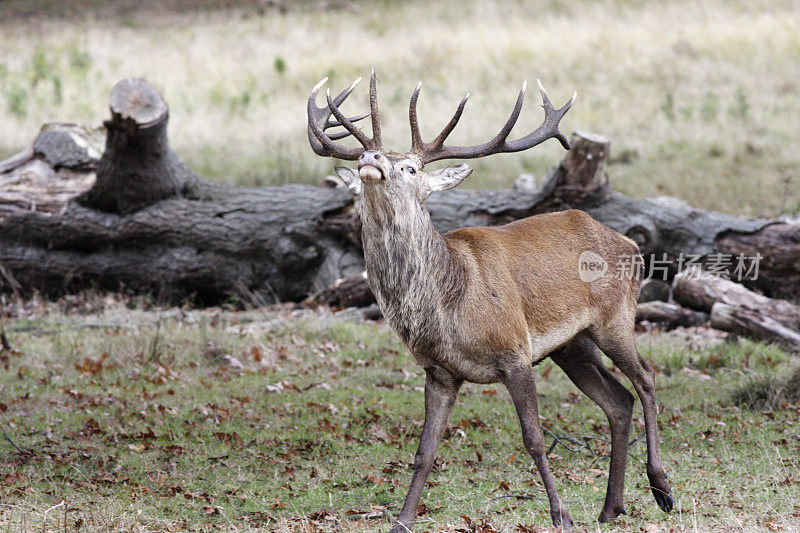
[407,167,416,175]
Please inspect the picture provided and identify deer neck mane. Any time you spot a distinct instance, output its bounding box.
[359,189,461,351]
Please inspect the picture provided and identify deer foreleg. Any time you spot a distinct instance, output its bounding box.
[391,366,461,533]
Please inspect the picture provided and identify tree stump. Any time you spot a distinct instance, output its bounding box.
[77,78,198,214]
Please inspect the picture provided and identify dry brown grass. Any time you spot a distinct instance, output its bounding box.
[0,0,798,216]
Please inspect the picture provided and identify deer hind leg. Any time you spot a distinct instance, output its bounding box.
[590,325,674,514]
[551,335,634,522]
[391,366,461,533]
[503,362,573,530]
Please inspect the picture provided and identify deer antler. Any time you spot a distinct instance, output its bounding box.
[409,80,576,165]
[307,70,382,161]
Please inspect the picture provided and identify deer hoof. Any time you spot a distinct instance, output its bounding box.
[599,506,626,522]
[652,487,674,513]
[389,520,412,533]
[647,467,673,513]
[551,508,573,531]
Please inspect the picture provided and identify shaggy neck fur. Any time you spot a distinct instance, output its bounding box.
[359,186,462,354]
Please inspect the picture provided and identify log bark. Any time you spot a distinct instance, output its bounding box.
[638,279,670,303]
[0,79,363,304]
[635,301,708,330]
[0,77,798,306]
[672,269,800,330]
[710,303,800,353]
[303,272,373,309]
[716,222,800,302]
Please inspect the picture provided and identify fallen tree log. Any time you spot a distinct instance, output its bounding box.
[1,78,798,306]
[672,269,800,330]
[303,272,372,309]
[0,79,364,304]
[710,303,800,353]
[635,301,708,330]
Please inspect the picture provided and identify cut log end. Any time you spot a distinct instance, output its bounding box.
[561,131,610,189]
[108,77,168,128]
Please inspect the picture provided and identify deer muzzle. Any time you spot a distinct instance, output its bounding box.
[358,150,384,182]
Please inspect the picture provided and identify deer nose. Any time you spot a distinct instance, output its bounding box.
[358,151,381,168]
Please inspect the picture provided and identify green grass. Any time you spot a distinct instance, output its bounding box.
[1,308,799,531]
[0,0,798,216]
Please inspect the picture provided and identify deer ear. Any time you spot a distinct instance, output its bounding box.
[334,166,362,195]
[426,164,473,194]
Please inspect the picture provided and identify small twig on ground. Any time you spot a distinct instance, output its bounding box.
[489,494,544,502]
[628,432,646,451]
[544,426,580,454]
[580,436,596,456]
[544,429,646,458]
[2,431,26,454]
[574,434,641,458]
[42,500,65,532]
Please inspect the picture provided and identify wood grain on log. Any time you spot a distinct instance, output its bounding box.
[0,149,34,174]
[303,271,372,309]
[672,269,800,330]
[716,222,800,302]
[636,301,708,329]
[0,184,361,304]
[710,302,800,353]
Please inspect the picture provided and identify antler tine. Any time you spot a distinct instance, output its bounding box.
[326,129,358,141]
[429,92,470,151]
[409,81,470,155]
[409,82,423,152]
[369,69,382,148]
[504,79,576,151]
[307,77,366,160]
[326,111,370,140]
[468,81,526,153]
[326,87,373,148]
[326,112,369,130]
[411,80,575,165]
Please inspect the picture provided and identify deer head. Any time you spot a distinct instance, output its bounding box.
[308,70,576,202]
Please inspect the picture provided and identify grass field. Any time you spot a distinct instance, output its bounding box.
[1,2,800,531]
[1,303,799,531]
[0,0,798,216]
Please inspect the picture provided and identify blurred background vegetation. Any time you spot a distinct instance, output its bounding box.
[0,0,798,217]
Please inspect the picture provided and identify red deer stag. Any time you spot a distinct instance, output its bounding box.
[307,71,673,531]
